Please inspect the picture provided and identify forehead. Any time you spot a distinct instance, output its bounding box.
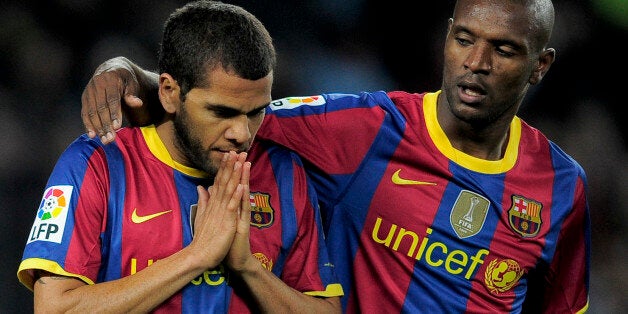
[188,66,273,110]
[453,0,535,43]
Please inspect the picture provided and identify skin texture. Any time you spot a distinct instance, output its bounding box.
[157,67,270,177]
[437,0,555,160]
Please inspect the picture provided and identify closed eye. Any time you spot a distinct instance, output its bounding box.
[246,105,267,118]
[211,106,241,119]
[207,103,269,119]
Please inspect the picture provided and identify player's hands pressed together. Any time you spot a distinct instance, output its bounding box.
[222,154,256,274]
[81,57,153,144]
[190,151,252,270]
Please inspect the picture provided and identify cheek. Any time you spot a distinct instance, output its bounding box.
[496,67,529,93]
[248,115,265,136]
[191,118,225,145]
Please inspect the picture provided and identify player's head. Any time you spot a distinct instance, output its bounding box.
[158,0,275,96]
[440,0,555,127]
[157,0,275,177]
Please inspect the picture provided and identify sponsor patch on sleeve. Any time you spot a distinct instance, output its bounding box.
[27,185,73,244]
[269,95,326,110]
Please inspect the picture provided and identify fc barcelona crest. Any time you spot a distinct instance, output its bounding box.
[250,192,274,229]
[508,195,543,237]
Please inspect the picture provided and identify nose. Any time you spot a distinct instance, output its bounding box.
[464,43,492,74]
[224,115,251,145]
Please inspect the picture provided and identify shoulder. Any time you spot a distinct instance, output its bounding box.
[519,119,587,178]
[249,139,302,166]
[268,91,393,113]
[387,90,430,106]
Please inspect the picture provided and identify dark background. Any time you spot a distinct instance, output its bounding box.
[1,0,625,312]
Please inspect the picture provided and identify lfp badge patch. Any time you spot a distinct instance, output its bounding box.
[27,185,73,244]
[269,95,326,111]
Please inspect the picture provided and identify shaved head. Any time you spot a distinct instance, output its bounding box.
[454,0,555,51]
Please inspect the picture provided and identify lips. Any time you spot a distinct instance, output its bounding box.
[457,82,487,104]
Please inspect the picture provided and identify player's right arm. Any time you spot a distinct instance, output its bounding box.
[28,151,247,313]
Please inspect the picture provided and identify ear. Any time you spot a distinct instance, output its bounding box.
[158,73,181,114]
[529,48,556,85]
[447,18,454,33]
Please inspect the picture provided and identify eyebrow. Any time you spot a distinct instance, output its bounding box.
[206,102,270,116]
[453,25,525,52]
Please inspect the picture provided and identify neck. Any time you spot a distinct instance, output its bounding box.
[436,93,512,161]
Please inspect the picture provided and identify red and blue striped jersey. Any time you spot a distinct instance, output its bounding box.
[257,90,590,313]
[18,125,342,313]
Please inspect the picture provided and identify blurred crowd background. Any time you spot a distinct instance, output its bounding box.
[1,0,625,312]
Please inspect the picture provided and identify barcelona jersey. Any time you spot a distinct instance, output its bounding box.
[257,91,590,313]
[18,125,342,313]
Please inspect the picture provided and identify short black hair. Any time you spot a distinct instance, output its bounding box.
[158,0,276,96]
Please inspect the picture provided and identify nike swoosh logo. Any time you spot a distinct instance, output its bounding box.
[391,169,437,186]
[131,208,173,224]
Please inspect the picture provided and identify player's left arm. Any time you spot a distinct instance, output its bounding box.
[542,178,591,313]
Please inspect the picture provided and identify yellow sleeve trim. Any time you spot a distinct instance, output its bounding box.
[17,258,94,291]
[575,297,589,313]
[303,283,344,298]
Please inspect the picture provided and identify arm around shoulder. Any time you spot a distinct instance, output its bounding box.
[81,56,161,144]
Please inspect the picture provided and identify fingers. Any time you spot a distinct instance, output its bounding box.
[81,79,103,140]
[223,158,252,272]
[238,161,252,226]
[81,71,122,144]
[199,151,248,225]
[103,82,123,131]
[81,63,143,145]
[196,185,209,206]
[213,152,245,201]
[189,152,248,267]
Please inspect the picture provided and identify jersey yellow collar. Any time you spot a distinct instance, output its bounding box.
[140,125,208,178]
[423,91,520,174]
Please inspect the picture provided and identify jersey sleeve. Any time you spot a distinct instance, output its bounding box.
[260,144,343,298]
[542,173,591,313]
[17,135,110,290]
[258,91,395,207]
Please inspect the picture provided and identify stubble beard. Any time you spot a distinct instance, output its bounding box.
[173,107,219,179]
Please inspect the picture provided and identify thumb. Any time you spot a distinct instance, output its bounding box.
[124,82,143,109]
[238,184,252,232]
[123,94,144,109]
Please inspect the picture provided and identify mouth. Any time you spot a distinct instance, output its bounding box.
[213,147,248,155]
[457,81,486,104]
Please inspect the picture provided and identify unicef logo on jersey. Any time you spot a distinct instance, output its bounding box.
[28,185,73,244]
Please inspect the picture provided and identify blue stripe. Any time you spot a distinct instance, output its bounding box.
[98,138,126,282]
[40,135,96,270]
[403,162,507,312]
[267,144,297,276]
[325,91,406,311]
[541,143,581,264]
